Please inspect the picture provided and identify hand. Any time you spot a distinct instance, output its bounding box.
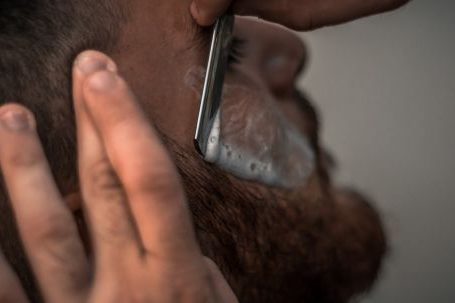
[191,0,409,30]
[0,51,238,303]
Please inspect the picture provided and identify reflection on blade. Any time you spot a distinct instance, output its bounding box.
[194,15,234,156]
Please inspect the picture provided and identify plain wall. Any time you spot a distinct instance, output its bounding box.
[300,1,455,302]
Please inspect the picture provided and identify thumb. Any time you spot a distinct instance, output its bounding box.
[191,0,232,26]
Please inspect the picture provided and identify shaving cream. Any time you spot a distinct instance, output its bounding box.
[185,67,315,188]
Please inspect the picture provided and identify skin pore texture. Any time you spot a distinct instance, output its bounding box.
[0,0,387,302]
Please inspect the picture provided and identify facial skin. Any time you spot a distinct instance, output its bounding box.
[112,1,320,164]
[112,3,314,176]
[73,1,385,302]
[0,0,388,302]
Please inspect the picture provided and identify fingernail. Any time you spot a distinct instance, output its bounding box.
[0,110,30,131]
[76,54,117,75]
[88,71,118,92]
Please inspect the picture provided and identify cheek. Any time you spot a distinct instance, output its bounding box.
[183,67,316,188]
[209,75,316,188]
[184,66,206,99]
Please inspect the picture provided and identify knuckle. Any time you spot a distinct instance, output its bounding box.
[24,212,80,267]
[8,147,44,167]
[126,164,183,203]
[88,160,123,199]
[27,211,75,244]
[26,212,80,268]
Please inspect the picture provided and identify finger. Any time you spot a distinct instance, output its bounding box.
[244,0,410,30]
[73,51,141,267]
[194,0,409,30]
[191,0,232,26]
[0,251,29,303]
[0,104,89,303]
[82,70,201,261]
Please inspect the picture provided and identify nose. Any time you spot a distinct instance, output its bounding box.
[234,18,307,97]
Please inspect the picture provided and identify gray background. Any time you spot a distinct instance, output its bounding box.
[300,1,455,302]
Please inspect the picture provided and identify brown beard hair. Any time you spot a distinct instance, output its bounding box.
[167,137,387,303]
[0,133,386,303]
[1,2,386,302]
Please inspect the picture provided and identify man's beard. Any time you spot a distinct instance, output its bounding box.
[0,136,387,303]
[168,139,388,303]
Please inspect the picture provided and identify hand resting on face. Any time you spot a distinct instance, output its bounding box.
[0,51,238,303]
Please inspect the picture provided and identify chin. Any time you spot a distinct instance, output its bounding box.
[165,136,388,303]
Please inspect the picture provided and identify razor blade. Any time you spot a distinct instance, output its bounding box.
[194,15,235,157]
